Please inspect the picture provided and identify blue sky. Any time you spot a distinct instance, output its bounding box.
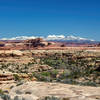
[0,0,100,40]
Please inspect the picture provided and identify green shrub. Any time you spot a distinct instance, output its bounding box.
[13,74,21,81]
[50,70,58,78]
[41,72,50,77]
[0,89,4,95]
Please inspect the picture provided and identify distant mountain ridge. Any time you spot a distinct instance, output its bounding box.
[0,35,99,43]
[45,35,94,41]
[45,35,98,44]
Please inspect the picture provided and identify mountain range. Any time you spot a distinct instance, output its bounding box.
[0,35,99,43]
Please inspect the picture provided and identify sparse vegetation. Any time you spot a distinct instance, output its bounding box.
[41,96,61,100]
[0,89,4,95]
[13,74,21,81]
[0,50,100,86]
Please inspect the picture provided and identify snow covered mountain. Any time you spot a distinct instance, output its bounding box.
[0,35,96,43]
[45,35,95,43]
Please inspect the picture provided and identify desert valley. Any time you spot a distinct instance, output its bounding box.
[0,38,100,100]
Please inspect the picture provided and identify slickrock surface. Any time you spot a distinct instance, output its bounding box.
[1,81,99,100]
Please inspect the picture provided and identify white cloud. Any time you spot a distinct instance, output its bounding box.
[1,36,37,40]
[0,35,94,41]
[45,35,65,40]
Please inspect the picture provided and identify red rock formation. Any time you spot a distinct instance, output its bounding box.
[25,38,47,48]
[0,42,5,47]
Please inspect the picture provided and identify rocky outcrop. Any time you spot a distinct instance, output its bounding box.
[0,42,5,47]
[0,71,14,82]
[25,38,48,48]
[0,74,14,81]
[0,71,36,84]
[0,50,23,58]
